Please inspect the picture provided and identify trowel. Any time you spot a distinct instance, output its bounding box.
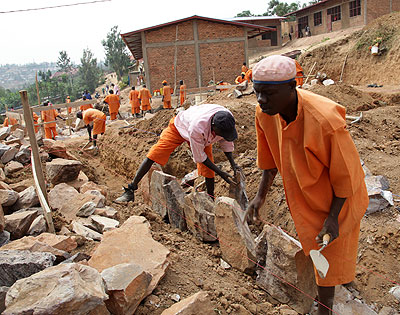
[310,234,330,278]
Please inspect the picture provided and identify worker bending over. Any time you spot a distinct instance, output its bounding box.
[248,55,368,315]
[76,108,106,149]
[3,116,18,127]
[115,104,239,203]
[103,90,120,120]
[235,72,246,84]
[80,96,94,111]
[162,80,173,109]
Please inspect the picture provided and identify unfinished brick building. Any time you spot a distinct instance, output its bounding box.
[121,16,274,92]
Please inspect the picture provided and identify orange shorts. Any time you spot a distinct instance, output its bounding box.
[163,100,171,109]
[110,112,118,120]
[44,126,57,139]
[147,118,214,178]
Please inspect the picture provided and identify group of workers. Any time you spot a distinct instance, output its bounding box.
[115,55,368,315]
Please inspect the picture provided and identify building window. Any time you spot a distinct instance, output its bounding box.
[327,5,341,22]
[314,11,322,26]
[349,0,361,17]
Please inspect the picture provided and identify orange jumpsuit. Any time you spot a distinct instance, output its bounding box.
[3,117,18,127]
[66,98,72,114]
[33,112,39,133]
[255,89,368,287]
[129,90,140,114]
[83,108,106,135]
[235,76,245,84]
[162,85,172,109]
[244,69,252,83]
[104,94,120,120]
[41,108,59,139]
[295,60,304,86]
[80,103,93,111]
[242,65,248,73]
[179,85,187,105]
[138,88,152,111]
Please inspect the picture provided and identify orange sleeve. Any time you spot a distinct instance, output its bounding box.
[255,114,276,170]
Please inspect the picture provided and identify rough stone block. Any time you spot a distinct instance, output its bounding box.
[150,171,176,218]
[4,209,39,239]
[165,179,187,231]
[161,291,214,315]
[46,158,82,185]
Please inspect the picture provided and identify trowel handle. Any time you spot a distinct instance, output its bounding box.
[322,234,330,246]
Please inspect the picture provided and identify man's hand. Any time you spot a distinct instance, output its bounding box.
[219,171,233,185]
[245,195,264,225]
[316,216,339,246]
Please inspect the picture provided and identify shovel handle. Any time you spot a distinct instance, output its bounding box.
[322,234,331,246]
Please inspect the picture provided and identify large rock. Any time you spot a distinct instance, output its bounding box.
[4,263,108,315]
[0,231,10,247]
[4,161,23,176]
[184,192,217,242]
[11,186,39,211]
[1,146,18,164]
[81,181,108,197]
[0,205,4,233]
[14,146,31,165]
[9,178,34,193]
[165,179,187,231]
[365,175,394,214]
[66,171,89,191]
[88,216,170,296]
[42,138,74,159]
[27,215,47,235]
[0,190,19,207]
[0,250,56,287]
[150,170,176,218]
[214,197,256,273]
[94,206,118,219]
[0,182,11,191]
[0,128,10,141]
[10,128,24,140]
[35,232,78,251]
[0,286,8,314]
[91,215,120,233]
[138,164,162,206]
[161,291,214,315]
[229,168,249,211]
[256,225,317,314]
[77,201,97,217]
[84,190,106,208]
[72,221,103,241]
[46,158,82,185]
[4,209,38,239]
[333,285,378,315]
[48,183,103,223]
[102,263,152,315]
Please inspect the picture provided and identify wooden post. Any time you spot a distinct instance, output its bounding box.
[304,62,316,85]
[19,90,54,233]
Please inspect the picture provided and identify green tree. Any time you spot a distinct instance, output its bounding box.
[102,26,131,80]
[235,10,255,17]
[263,0,299,16]
[57,50,72,72]
[79,48,100,93]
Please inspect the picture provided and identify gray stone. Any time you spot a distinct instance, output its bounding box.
[61,252,91,264]
[91,215,119,233]
[390,286,400,302]
[1,147,18,164]
[256,225,317,314]
[0,250,56,287]
[165,179,187,231]
[0,128,10,141]
[11,186,39,211]
[4,161,23,176]
[14,147,31,165]
[215,197,256,273]
[94,206,118,219]
[102,263,152,315]
[77,201,97,217]
[83,190,106,208]
[4,263,108,315]
[184,192,217,242]
[333,286,377,315]
[365,175,394,214]
[46,158,82,185]
[234,89,243,98]
[150,171,176,218]
[0,190,19,207]
[10,129,24,140]
[72,221,102,241]
[27,215,47,235]
[236,80,248,91]
[4,210,39,239]
[0,231,10,247]
[160,291,214,315]
[378,306,400,315]
[0,286,8,314]
[228,168,249,211]
[9,178,34,193]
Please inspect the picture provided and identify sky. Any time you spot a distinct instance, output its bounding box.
[0,0,301,65]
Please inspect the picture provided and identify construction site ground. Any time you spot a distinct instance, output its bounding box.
[11,12,400,314]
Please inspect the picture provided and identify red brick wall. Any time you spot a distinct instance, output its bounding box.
[393,0,400,11]
[367,0,390,23]
[146,21,194,43]
[199,41,245,86]
[197,20,244,40]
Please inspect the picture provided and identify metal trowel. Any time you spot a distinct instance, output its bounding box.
[310,234,330,278]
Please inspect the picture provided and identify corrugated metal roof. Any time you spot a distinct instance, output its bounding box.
[283,0,329,16]
[121,15,276,60]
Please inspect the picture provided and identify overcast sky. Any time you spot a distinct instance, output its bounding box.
[0,0,300,65]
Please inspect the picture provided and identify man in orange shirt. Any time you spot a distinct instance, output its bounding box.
[244,69,252,83]
[248,55,368,315]
[294,59,304,86]
[161,80,173,109]
[41,101,65,139]
[3,116,18,127]
[103,89,120,120]
[66,96,72,114]
[138,84,152,114]
[235,72,246,84]
[77,108,106,148]
[179,80,186,106]
[242,62,248,74]
[80,96,94,111]
[129,86,141,118]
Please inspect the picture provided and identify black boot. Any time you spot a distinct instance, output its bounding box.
[115,187,135,203]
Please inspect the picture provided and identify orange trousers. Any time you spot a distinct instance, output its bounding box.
[132,106,140,114]
[180,95,185,105]
[142,104,151,111]
[110,112,118,120]
[44,126,57,139]
[163,100,172,109]
[147,118,214,178]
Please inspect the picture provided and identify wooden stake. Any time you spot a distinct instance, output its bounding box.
[339,53,349,82]
[304,62,316,85]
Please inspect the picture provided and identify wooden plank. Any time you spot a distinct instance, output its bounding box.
[13,99,95,114]
[215,84,239,90]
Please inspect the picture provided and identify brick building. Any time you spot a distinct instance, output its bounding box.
[285,0,400,38]
[121,16,275,92]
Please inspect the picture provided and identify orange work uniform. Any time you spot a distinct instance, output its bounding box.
[162,85,173,109]
[41,108,59,139]
[179,84,187,105]
[66,98,72,114]
[147,118,214,178]
[3,117,18,127]
[242,65,248,73]
[244,69,252,83]
[80,103,93,111]
[33,112,39,133]
[83,108,106,135]
[295,60,304,86]
[139,88,152,111]
[235,76,245,84]
[104,94,120,120]
[129,90,140,114]
[255,88,368,287]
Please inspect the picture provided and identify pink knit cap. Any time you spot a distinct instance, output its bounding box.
[253,55,296,84]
